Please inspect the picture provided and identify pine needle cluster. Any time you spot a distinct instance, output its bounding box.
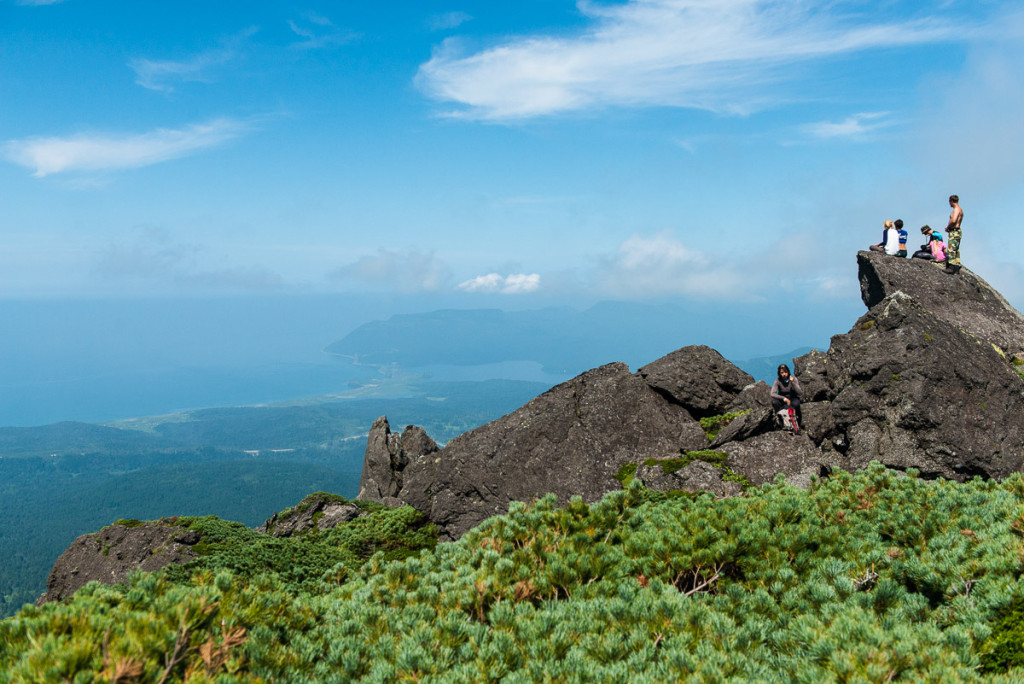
[3,463,1024,681]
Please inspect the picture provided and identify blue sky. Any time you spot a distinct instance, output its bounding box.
[3,0,1024,309]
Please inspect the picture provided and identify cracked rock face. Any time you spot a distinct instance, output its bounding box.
[359,362,720,540]
[794,291,1024,480]
[858,250,1024,358]
[637,345,755,418]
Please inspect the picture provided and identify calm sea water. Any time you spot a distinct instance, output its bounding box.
[0,296,386,427]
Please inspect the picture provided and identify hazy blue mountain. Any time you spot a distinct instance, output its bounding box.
[328,304,828,383]
[733,347,818,383]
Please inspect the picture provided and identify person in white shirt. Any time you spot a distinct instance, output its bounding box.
[869,220,900,255]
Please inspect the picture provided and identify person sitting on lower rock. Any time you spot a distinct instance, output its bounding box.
[770,364,802,433]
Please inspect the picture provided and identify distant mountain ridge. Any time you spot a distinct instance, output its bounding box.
[326,301,819,382]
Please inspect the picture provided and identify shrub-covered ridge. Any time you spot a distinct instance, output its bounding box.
[4,463,1024,681]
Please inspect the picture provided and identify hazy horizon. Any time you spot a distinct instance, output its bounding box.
[0,294,862,428]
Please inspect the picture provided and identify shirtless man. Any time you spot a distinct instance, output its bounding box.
[945,194,963,274]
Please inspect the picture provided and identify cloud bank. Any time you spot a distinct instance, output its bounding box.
[4,118,249,177]
[458,272,541,294]
[417,0,959,120]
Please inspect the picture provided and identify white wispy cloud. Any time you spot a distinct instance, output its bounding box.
[332,248,452,292]
[910,9,1024,192]
[458,272,541,294]
[288,13,355,50]
[130,27,256,92]
[801,112,893,140]
[131,50,234,92]
[428,11,472,31]
[4,118,250,177]
[417,0,959,120]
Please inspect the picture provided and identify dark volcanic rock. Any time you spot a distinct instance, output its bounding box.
[39,521,199,604]
[357,419,439,511]
[258,493,364,537]
[858,250,1024,358]
[359,362,709,540]
[709,407,775,448]
[794,349,830,403]
[638,345,755,418]
[634,459,744,498]
[721,432,837,488]
[810,292,1024,479]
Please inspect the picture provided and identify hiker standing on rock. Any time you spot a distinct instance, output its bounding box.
[945,195,963,274]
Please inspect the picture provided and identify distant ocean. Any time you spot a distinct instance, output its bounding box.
[0,296,389,427]
[0,295,578,427]
[0,294,850,427]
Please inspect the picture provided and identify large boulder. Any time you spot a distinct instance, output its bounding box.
[802,291,1024,479]
[721,432,838,489]
[39,521,200,604]
[258,493,365,537]
[638,345,755,418]
[357,419,439,511]
[633,459,744,498]
[359,362,710,540]
[857,250,1024,358]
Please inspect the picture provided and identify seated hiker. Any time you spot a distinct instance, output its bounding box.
[869,220,900,255]
[895,219,908,257]
[770,364,802,432]
[911,225,946,262]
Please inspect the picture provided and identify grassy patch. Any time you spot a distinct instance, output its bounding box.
[699,410,751,442]
[614,463,638,487]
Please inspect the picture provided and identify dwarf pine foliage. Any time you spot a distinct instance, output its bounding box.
[4,463,1024,682]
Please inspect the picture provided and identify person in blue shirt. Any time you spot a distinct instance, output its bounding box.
[894,219,908,257]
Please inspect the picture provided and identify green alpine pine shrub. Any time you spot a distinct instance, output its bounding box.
[5,464,1024,681]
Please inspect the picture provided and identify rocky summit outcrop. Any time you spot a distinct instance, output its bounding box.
[39,521,200,604]
[360,362,717,539]
[359,251,1024,539]
[857,250,1024,359]
[791,253,1024,480]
